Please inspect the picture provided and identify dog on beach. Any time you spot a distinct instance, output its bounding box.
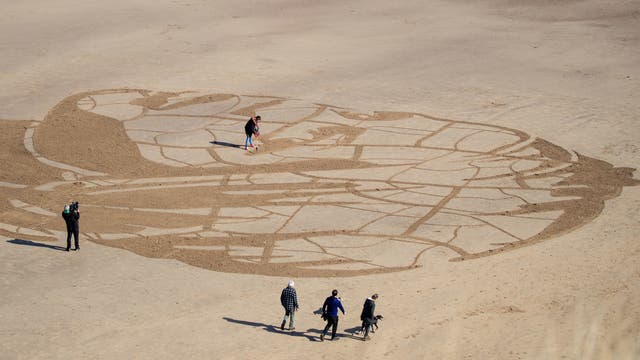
[356,314,383,335]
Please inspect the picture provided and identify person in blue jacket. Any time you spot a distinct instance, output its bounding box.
[320,289,345,341]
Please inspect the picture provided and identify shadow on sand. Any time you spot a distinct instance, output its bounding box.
[210,141,242,149]
[343,325,366,338]
[223,317,334,342]
[7,238,67,251]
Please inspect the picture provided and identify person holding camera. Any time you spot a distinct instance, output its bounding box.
[62,202,80,251]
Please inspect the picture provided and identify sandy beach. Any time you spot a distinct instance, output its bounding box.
[1,1,639,359]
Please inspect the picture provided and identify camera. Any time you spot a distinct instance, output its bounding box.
[70,201,79,211]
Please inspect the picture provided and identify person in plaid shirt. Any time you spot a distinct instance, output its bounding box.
[280,280,299,330]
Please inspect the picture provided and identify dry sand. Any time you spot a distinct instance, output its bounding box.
[1,0,640,359]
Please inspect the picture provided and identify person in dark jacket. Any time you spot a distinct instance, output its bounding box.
[280,280,299,331]
[62,202,80,251]
[360,293,378,340]
[244,115,261,150]
[320,289,345,341]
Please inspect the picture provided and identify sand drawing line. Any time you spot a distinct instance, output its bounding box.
[0,88,637,277]
[402,187,462,237]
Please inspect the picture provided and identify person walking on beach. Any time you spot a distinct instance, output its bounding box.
[280,280,299,331]
[360,293,378,341]
[244,115,260,150]
[320,289,345,341]
[62,201,80,251]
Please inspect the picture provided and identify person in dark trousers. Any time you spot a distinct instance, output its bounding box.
[320,289,345,341]
[360,293,378,341]
[62,202,80,251]
[244,115,261,150]
[280,280,299,331]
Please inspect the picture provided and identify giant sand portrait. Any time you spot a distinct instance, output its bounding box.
[0,89,637,276]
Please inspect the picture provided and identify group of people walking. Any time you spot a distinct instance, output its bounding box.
[280,281,381,342]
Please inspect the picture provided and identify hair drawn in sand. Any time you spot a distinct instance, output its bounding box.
[0,89,637,277]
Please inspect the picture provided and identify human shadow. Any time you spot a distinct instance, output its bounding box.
[222,317,324,342]
[210,141,242,149]
[344,325,365,339]
[7,238,67,251]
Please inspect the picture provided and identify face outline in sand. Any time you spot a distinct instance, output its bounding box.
[1,89,637,277]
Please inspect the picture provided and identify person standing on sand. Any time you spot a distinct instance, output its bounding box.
[360,293,378,341]
[320,289,345,341]
[280,280,299,331]
[62,201,80,252]
[244,115,260,150]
